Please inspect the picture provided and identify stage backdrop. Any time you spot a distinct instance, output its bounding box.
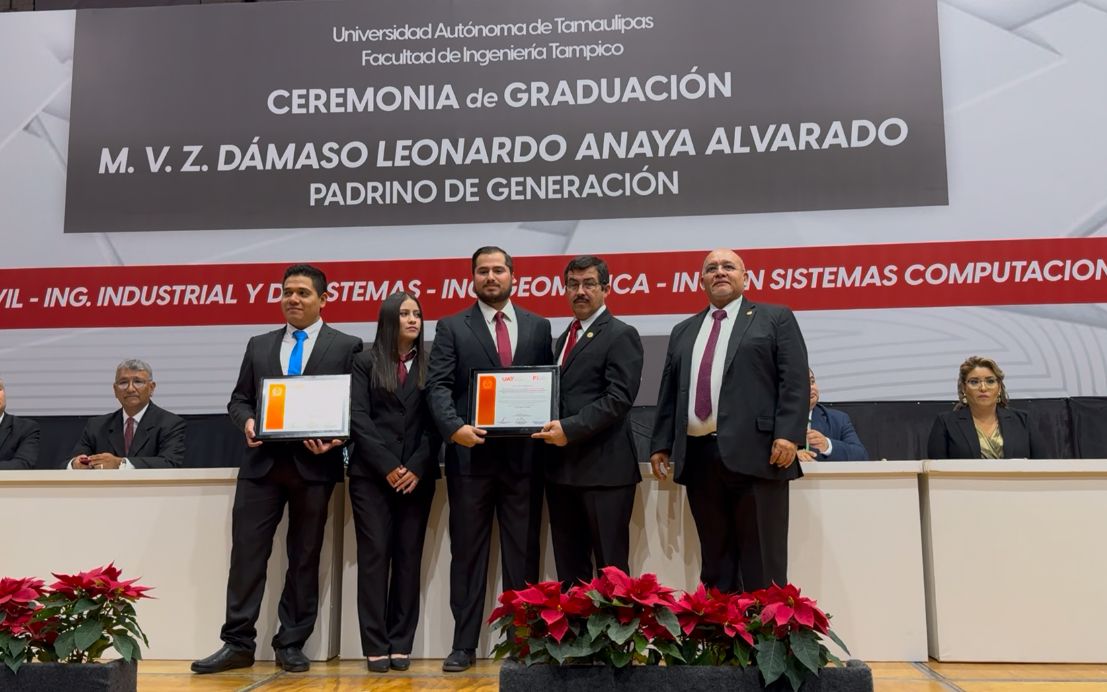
[1,0,1107,418]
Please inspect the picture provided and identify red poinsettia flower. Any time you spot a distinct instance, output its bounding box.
[599,567,674,608]
[0,577,45,607]
[753,583,830,634]
[515,581,577,642]
[49,563,146,600]
[488,588,528,626]
[669,584,724,636]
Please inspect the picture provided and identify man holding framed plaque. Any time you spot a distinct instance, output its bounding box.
[426,246,552,673]
[532,256,644,586]
[193,264,362,675]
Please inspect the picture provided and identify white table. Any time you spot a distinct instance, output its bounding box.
[921,459,1107,662]
[0,469,344,661]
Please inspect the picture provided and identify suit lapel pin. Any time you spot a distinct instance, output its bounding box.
[586,332,594,338]
[746,309,753,316]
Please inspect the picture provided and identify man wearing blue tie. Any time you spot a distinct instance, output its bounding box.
[193,264,362,675]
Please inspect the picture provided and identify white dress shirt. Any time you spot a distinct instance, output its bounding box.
[687,297,743,437]
[477,300,518,361]
[558,304,606,365]
[280,318,324,375]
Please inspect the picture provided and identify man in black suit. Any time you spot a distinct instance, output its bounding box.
[0,377,40,470]
[533,255,643,586]
[67,359,185,470]
[193,264,362,675]
[650,249,808,592]
[427,246,552,672]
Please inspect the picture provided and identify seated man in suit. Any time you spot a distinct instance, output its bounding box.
[0,376,40,470]
[67,359,185,469]
[797,369,868,462]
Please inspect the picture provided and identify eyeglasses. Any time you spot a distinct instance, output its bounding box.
[115,379,150,389]
[566,280,603,291]
[964,377,999,389]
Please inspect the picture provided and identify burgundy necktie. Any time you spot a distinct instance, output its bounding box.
[560,320,582,365]
[397,349,416,386]
[124,416,136,455]
[694,309,728,420]
[493,311,512,366]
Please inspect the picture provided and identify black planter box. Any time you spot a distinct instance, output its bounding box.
[500,659,873,692]
[0,660,137,692]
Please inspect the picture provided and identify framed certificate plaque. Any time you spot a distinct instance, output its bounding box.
[256,374,352,441]
[468,365,559,436]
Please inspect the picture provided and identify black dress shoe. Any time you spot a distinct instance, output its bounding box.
[274,646,310,673]
[442,648,475,672]
[367,657,390,673]
[191,644,254,674]
[390,655,411,671]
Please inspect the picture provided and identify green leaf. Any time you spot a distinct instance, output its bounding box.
[545,639,568,664]
[5,658,23,674]
[72,598,99,615]
[609,649,632,668]
[653,639,686,664]
[54,630,75,660]
[6,637,27,659]
[73,618,104,653]
[783,657,808,692]
[790,629,822,674]
[632,632,648,655]
[607,619,638,645]
[113,633,138,662]
[121,619,149,646]
[826,628,851,655]
[754,638,787,685]
[654,606,682,639]
[733,639,751,667]
[587,612,616,640]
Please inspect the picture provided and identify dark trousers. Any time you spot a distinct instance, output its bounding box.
[446,468,541,650]
[348,474,435,657]
[546,482,636,587]
[220,460,335,651]
[682,435,789,592]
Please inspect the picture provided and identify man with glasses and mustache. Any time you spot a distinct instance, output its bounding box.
[533,255,644,586]
[427,246,552,673]
[650,249,809,593]
[66,359,185,470]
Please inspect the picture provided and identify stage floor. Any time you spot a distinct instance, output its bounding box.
[135,659,1107,691]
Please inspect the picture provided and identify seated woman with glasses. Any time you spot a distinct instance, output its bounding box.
[926,355,1053,459]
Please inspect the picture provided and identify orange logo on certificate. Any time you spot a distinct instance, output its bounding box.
[265,383,286,431]
[475,374,497,426]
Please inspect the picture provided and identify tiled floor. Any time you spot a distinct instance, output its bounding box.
[133,659,1107,691]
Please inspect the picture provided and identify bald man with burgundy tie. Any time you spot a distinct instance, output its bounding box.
[426,246,552,673]
[650,249,809,593]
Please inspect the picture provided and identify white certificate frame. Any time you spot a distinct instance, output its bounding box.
[468,365,559,436]
[256,374,351,441]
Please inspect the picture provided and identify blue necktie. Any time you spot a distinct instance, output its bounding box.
[288,330,308,375]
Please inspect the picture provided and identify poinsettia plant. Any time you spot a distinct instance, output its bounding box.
[489,567,849,692]
[0,564,152,673]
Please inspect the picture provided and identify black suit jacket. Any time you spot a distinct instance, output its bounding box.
[349,350,441,482]
[927,406,1054,459]
[228,323,363,483]
[69,402,185,468]
[426,302,553,476]
[0,414,41,470]
[547,310,643,487]
[650,300,809,483]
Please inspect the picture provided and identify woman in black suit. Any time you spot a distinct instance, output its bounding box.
[927,355,1052,459]
[349,291,440,672]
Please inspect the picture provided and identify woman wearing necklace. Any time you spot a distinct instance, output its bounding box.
[349,291,441,673]
[927,355,1053,459]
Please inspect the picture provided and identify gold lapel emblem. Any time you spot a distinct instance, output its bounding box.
[746,309,753,316]
[586,332,594,338]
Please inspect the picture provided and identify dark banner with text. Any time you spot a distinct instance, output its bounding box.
[65,0,946,233]
[1,238,1103,329]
